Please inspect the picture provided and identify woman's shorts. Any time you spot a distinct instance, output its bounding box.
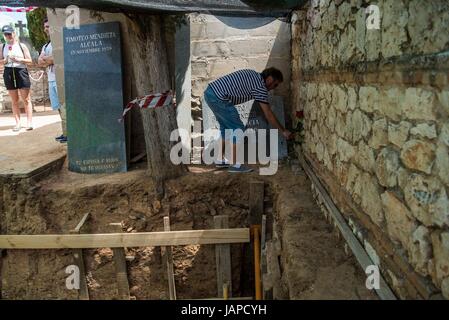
[3,67,31,90]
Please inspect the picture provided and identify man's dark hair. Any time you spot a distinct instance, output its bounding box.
[261,67,283,82]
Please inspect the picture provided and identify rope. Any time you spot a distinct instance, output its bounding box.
[28,70,45,82]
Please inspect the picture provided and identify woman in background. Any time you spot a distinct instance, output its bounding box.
[0,25,33,131]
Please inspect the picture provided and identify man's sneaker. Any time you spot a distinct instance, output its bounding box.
[215,159,230,168]
[59,136,67,143]
[228,165,253,173]
[12,125,21,132]
[55,134,65,141]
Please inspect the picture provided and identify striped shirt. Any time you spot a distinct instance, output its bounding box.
[209,69,268,105]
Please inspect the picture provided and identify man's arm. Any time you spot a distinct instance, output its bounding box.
[44,56,54,65]
[38,50,46,67]
[259,102,292,139]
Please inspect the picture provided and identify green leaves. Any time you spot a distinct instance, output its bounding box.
[26,7,47,53]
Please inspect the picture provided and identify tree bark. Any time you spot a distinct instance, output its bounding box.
[126,15,186,195]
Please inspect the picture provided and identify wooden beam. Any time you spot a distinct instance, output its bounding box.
[71,213,90,234]
[69,213,90,300]
[163,216,177,300]
[249,181,264,225]
[110,223,130,300]
[298,153,397,300]
[0,228,250,249]
[214,215,232,298]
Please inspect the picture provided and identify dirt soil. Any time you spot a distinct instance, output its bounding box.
[1,161,377,300]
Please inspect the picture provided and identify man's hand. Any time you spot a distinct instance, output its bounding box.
[282,129,294,140]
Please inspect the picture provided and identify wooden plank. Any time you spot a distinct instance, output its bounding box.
[214,215,232,298]
[163,216,177,300]
[110,223,130,300]
[71,213,90,233]
[72,248,90,300]
[0,228,250,249]
[261,214,267,261]
[69,213,90,300]
[130,152,146,164]
[298,153,397,300]
[249,181,264,225]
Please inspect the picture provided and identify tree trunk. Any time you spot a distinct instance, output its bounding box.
[126,15,186,195]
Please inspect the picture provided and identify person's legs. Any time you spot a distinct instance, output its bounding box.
[8,89,21,129]
[203,87,251,172]
[49,81,66,140]
[19,88,33,129]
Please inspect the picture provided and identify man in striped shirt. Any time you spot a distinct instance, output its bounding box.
[203,67,292,173]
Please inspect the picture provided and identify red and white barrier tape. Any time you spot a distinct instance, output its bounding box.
[0,6,38,13]
[119,91,173,122]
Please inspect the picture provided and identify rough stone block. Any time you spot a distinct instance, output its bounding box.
[379,88,404,121]
[431,231,449,285]
[435,143,449,187]
[438,90,449,115]
[333,85,348,113]
[369,118,388,149]
[375,147,400,187]
[338,25,356,63]
[365,28,380,61]
[347,86,357,110]
[404,174,449,227]
[360,173,384,227]
[440,123,449,147]
[408,0,449,55]
[359,86,379,114]
[388,121,411,148]
[409,225,432,276]
[381,0,408,58]
[402,88,437,121]
[381,191,417,250]
[336,137,355,162]
[350,109,372,143]
[355,8,366,56]
[410,123,437,140]
[337,1,352,30]
[400,139,435,174]
[355,140,376,173]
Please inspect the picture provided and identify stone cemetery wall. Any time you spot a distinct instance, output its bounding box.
[291,1,449,299]
[0,64,49,112]
[190,13,291,120]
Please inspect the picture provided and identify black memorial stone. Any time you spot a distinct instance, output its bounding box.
[64,22,126,173]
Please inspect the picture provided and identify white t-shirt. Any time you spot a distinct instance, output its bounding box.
[2,43,27,68]
[41,41,56,82]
